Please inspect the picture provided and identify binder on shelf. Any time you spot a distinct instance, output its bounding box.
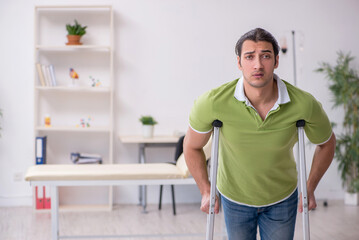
[36,63,46,86]
[35,186,44,209]
[35,136,47,164]
[44,186,51,209]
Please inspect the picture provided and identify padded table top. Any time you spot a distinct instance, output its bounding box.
[25,163,187,181]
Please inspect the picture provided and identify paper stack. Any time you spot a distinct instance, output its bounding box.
[71,152,102,164]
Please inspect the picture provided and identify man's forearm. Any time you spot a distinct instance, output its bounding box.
[183,128,212,195]
[307,133,336,193]
[184,147,211,195]
[184,129,219,214]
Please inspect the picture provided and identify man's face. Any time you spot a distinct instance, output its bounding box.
[238,40,279,89]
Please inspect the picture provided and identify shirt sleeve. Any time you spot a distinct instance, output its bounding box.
[304,98,333,145]
[189,90,215,133]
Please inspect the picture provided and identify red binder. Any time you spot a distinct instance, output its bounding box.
[44,186,51,209]
[35,186,44,209]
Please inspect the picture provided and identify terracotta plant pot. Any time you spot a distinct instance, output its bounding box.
[66,35,82,45]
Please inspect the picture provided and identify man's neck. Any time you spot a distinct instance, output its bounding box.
[243,79,278,109]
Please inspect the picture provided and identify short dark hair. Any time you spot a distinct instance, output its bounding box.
[235,28,280,59]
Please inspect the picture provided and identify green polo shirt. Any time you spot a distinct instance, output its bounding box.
[189,75,332,206]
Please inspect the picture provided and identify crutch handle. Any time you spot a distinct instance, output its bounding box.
[296,119,305,127]
[212,120,223,128]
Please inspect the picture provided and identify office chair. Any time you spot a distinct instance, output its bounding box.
[158,135,185,215]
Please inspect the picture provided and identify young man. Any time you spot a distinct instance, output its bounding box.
[183,28,336,240]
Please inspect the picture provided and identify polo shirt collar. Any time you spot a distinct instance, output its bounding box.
[234,73,291,106]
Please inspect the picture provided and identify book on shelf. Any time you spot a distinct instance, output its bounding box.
[48,64,57,86]
[36,63,46,86]
[70,152,103,164]
[36,63,57,87]
[41,64,50,86]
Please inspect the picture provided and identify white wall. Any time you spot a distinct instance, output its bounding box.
[1,0,358,206]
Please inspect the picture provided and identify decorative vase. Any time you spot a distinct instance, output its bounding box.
[142,125,154,138]
[66,35,82,45]
[344,192,359,206]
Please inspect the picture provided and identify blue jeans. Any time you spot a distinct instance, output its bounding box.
[221,189,298,240]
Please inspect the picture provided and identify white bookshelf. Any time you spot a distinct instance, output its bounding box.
[34,5,114,211]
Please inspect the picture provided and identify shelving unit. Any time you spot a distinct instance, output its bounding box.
[33,5,114,211]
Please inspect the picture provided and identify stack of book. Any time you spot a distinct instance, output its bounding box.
[36,63,57,87]
[70,152,102,164]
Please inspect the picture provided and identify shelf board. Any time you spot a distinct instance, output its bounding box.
[36,86,111,93]
[35,45,111,51]
[36,126,111,133]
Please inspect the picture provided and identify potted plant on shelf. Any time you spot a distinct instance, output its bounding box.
[316,51,359,205]
[139,115,158,138]
[66,19,87,45]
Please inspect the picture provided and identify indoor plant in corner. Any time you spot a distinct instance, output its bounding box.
[139,115,158,138]
[317,52,359,205]
[66,19,87,45]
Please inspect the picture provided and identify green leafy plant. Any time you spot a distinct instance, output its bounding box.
[139,116,158,125]
[66,20,87,36]
[316,51,359,193]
